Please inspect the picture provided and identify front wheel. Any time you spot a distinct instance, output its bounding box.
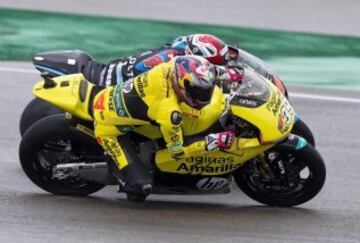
[234,144,326,206]
[291,118,315,147]
[19,114,105,196]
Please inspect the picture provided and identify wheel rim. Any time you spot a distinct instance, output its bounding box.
[242,151,314,200]
[31,137,100,190]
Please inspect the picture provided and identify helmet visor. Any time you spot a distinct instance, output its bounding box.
[184,80,214,105]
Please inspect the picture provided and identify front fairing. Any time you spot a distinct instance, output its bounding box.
[230,69,295,143]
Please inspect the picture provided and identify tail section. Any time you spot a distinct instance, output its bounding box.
[33,74,97,121]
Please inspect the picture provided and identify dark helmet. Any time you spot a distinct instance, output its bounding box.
[172,56,216,109]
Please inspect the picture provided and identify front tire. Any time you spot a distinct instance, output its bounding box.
[234,144,326,206]
[291,118,315,147]
[19,114,105,196]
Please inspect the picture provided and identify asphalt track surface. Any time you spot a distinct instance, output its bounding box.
[1,0,360,37]
[0,62,359,242]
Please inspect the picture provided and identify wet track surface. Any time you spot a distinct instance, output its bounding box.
[1,62,360,242]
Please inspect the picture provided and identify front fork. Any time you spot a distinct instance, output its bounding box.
[257,133,308,178]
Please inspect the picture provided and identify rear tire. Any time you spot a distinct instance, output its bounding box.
[234,144,326,206]
[19,98,63,137]
[19,114,105,196]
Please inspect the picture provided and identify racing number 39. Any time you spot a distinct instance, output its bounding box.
[281,100,293,126]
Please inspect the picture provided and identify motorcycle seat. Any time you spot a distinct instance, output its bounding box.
[32,50,105,85]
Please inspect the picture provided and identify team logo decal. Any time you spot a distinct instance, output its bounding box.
[93,92,105,110]
[196,177,229,191]
[122,80,134,94]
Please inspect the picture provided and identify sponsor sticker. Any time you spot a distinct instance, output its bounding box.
[102,139,123,165]
[232,97,259,108]
[176,156,240,174]
[196,177,229,191]
[266,90,282,116]
[136,73,149,98]
[105,63,116,86]
[124,56,137,78]
[114,86,128,117]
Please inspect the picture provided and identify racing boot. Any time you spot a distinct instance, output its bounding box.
[119,162,152,202]
[109,135,153,202]
[110,160,153,202]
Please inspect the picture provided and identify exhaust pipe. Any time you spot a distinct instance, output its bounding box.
[52,162,117,185]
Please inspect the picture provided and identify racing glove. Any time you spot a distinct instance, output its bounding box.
[226,66,243,84]
[205,131,235,151]
[215,66,244,84]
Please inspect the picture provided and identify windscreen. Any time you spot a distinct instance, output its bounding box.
[230,69,270,108]
[236,49,272,77]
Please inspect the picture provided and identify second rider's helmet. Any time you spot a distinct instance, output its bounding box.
[172,34,229,65]
[172,56,216,109]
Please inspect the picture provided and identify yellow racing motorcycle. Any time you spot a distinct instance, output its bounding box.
[19,50,315,147]
[19,68,326,206]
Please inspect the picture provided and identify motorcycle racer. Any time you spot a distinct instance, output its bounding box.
[98,34,262,88]
[171,34,286,95]
[92,56,236,201]
[98,34,231,87]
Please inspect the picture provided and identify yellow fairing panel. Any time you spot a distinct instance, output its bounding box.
[33,74,93,121]
[155,137,273,175]
[231,84,295,143]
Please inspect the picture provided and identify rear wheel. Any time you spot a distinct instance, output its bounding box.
[19,98,63,137]
[234,144,326,206]
[19,114,105,196]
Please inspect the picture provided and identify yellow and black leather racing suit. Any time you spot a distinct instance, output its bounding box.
[92,60,207,194]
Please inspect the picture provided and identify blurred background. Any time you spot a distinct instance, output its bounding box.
[0,1,360,242]
[1,0,360,89]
